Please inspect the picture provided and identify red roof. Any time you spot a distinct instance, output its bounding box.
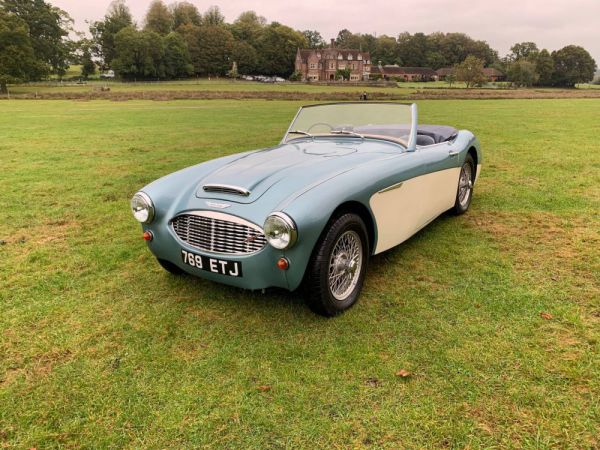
[372,65,437,76]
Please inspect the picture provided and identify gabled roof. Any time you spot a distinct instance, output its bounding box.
[372,65,437,76]
[483,67,505,76]
[436,67,505,76]
[296,48,371,63]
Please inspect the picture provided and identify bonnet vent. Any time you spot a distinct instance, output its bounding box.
[202,184,251,197]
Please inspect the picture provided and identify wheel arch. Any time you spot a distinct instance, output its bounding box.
[328,200,376,255]
[467,146,478,169]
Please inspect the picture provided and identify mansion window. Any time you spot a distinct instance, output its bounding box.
[348,54,353,60]
[338,54,343,60]
[329,62,335,69]
[309,63,317,69]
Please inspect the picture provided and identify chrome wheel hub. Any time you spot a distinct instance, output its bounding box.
[458,163,473,207]
[328,230,363,301]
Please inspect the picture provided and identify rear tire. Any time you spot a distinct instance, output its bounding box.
[157,258,184,275]
[451,154,475,215]
[304,213,369,317]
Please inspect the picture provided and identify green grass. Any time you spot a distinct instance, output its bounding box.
[0,99,598,448]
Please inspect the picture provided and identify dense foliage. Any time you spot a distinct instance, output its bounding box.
[0,0,597,85]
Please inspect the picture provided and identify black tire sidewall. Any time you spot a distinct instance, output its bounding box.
[306,213,369,316]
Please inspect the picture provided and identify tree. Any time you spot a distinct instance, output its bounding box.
[112,27,165,79]
[534,49,554,86]
[203,5,224,26]
[454,55,486,88]
[373,35,399,66]
[507,59,538,87]
[80,41,96,79]
[144,0,172,35]
[0,10,40,93]
[445,71,456,87]
[2,0,73,77]
[551,45,597,87]
[256,23,307,77]
[302,30,325,49]
[231,40,258,74]
[230,11,265,46]
[163,32,192,78]
[181,25,234,76]
[509,42,539,61]
[89,0,133,68]
[170,1,201,30]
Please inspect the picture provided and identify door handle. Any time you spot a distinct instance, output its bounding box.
[448,150,459,157]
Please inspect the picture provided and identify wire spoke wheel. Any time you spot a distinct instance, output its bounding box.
[458,162,473,207]
[328,230,363,301]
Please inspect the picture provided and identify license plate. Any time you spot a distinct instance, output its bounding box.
[181,249,243,277]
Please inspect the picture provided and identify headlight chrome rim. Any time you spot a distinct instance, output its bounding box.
[264,212,297,250]
[131,191,155,224]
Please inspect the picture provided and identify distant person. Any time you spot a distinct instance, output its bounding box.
[360,92,368,101]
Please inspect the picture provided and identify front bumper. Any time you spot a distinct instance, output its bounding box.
[142,221,291,291]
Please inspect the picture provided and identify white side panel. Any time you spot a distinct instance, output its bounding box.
[370,168,461,254]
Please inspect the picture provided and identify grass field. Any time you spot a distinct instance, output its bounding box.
[7,79,600,101]
[0,98,599,448]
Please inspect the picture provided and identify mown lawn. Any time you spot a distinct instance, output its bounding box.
[0,99,598,448]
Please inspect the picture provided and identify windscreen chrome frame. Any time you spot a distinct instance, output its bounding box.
[281,102,418,152]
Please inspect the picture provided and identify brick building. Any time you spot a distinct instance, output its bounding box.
[295,39,371,81]
[437,67,506,82]
[372,64,438,81]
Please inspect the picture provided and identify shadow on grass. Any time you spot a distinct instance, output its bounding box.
[152,211,460,320]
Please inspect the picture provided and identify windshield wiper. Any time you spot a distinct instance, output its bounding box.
[330,130,364,139]
[288,130,313,138]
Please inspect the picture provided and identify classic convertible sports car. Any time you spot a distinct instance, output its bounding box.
[131,102,481,316]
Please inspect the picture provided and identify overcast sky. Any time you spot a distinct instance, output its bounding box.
[51,0,600,65]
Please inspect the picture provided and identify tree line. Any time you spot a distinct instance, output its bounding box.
[0,0,597,92]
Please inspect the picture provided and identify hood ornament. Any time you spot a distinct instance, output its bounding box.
[206,201,231,209]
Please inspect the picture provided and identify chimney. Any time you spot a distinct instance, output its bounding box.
[330,38,335,48]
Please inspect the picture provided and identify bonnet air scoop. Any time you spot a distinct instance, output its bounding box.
[202,184,251,197]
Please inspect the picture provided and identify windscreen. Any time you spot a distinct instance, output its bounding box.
[283,103,417,149]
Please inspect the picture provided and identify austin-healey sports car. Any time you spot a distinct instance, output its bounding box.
[131,102,481,316]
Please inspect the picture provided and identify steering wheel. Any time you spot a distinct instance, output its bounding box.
[307,122,333,134]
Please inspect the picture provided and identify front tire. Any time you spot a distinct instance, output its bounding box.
[451,154,475,215]
[304,213,369,317]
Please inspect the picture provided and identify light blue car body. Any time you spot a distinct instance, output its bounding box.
[138,128,481,291]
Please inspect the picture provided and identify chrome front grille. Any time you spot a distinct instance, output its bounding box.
[171,211,267,255]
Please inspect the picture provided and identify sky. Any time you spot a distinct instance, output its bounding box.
[50,0,600,66]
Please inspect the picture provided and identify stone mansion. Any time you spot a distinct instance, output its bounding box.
[295,40,371,81]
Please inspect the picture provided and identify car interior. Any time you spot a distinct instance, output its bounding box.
[354,124,458,146]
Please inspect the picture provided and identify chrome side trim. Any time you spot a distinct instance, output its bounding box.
[377,181,404,194]
[203,184,251,197]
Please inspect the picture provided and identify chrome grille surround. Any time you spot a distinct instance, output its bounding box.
[170,211,267,255]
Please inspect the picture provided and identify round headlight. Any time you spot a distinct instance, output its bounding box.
[131,192,155,223]
[264,212,297,250]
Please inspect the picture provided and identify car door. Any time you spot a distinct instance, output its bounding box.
[412,142,461,226]
[369,143,460,254]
